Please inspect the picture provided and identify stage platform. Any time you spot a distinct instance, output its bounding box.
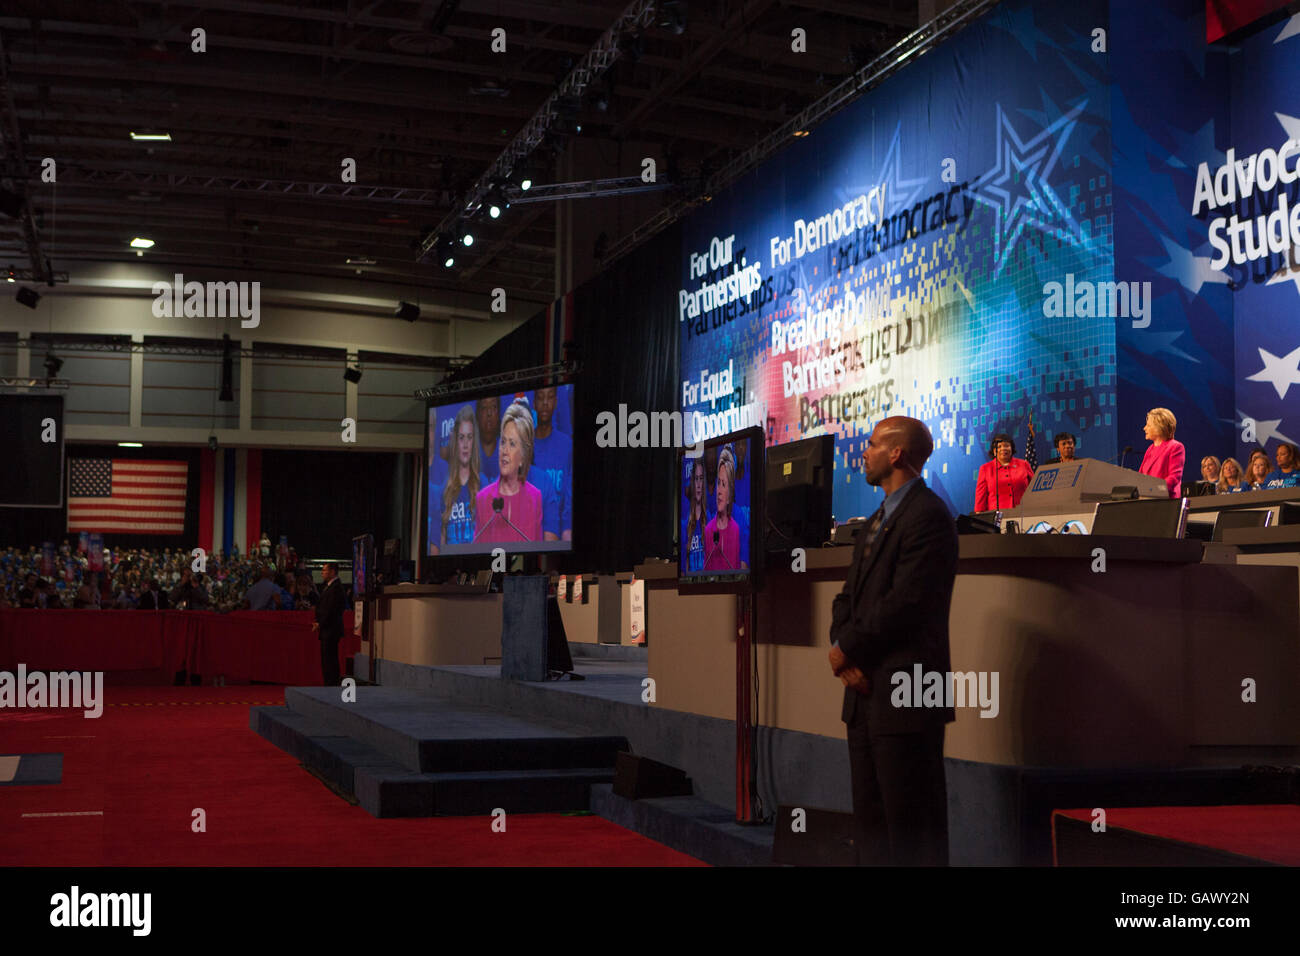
[252,645,777,864]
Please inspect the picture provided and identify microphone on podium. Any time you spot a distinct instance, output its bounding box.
[704,530,722,570]
[472,496,528,541]
[1112,445,1134,469]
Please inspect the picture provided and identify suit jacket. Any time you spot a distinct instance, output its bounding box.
[315,578,345,638]
[974,458,1033,511]
[1139,439,1185,498]
[831,481,959,733]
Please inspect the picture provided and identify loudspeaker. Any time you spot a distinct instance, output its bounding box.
[613,752,693,799]
[772,805,858,866]
[16,286,40,309]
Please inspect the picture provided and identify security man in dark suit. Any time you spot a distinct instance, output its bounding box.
[829,416,959,865]
[312,562,346,686]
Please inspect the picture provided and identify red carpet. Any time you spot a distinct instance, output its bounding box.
[1053,806,1300,865]
[0,686,706,866]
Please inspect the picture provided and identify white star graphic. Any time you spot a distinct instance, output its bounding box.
[1154,235,1232,295]
[1277,112,1300,144]
[1276,14,1300,43]
[1246,344,1300,400]
[1239,411,1295,448]
[970,101,1090,277]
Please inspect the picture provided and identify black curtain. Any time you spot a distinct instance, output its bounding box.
[260,449,406,559]
[570,224,680,572]
[444,223,681,574]
[3,443,201,552]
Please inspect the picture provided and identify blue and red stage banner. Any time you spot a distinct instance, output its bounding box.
[197,447,262,557]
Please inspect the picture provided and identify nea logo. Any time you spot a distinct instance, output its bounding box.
[49,886,151,936]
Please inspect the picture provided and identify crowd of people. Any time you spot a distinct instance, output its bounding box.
[976,406,1300,510]
[2,541,342,612]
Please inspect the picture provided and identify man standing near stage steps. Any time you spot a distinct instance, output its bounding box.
[829,416,958,866]
[312,563,345,686]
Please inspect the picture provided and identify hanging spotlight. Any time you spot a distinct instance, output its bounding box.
[438,235,457,268]
[460,227,474,247]
[43,353,63,378]
[486,185,509,219]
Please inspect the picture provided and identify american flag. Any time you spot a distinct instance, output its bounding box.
[67,459,188,534]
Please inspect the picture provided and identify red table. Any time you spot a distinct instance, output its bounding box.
[0,609,358,685]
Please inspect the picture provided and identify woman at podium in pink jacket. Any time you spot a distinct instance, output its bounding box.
[1138,407,1185,498]
[975,432,1034,511]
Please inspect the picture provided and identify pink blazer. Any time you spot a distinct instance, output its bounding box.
[1139,440,1185,498]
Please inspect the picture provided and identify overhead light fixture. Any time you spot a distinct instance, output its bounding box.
[118,442,143,448]
[345,256,377,266]
[130,131,172,141]
[5,264,14,283]
[395,301,420,322]
[130,237,155,249]
[16,286,40,309]
[792,130,810,138]
[438,235,457,268]
[486,186,509,219]
[343,366,363,384]
[461,229,474,247]
[208,435,218,451]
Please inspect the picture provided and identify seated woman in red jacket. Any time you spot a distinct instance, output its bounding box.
[1138,406,1185,498]
[975,432,1034,511]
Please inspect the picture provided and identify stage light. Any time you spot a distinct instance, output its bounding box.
[130,237,155,249]
[118,442,143,448]
[395,301,420,322]
[343,366,363,384]
[486,186,509,219]
[43,353,63,377]
[520,176,532,191]
[130,131,172,141]
[461,229,474,247]
[437,235,457,268]
[5,264,14,283]
[208,435,218,451]
[16,286,40,309]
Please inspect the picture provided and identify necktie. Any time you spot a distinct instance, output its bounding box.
[863,505,885,549]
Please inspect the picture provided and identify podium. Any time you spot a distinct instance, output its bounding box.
[1006,458,1169,528]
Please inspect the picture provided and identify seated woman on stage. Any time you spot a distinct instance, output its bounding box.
[1217,457,1247,494]
[474,399,543,543]
[1200,456,1221,485]
[1264,442,1300,488]
[974,432,1033,511]
[703,444,746,570]
[1138,407,1185,498]
[1244,453,1271,491]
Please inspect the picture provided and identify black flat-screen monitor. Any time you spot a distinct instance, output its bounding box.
[766,434,833,549]
[352,533,374,599]
[678,426,763,589]
[424,383,574,557]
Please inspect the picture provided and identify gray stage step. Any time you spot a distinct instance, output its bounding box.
[252,698,624,818]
